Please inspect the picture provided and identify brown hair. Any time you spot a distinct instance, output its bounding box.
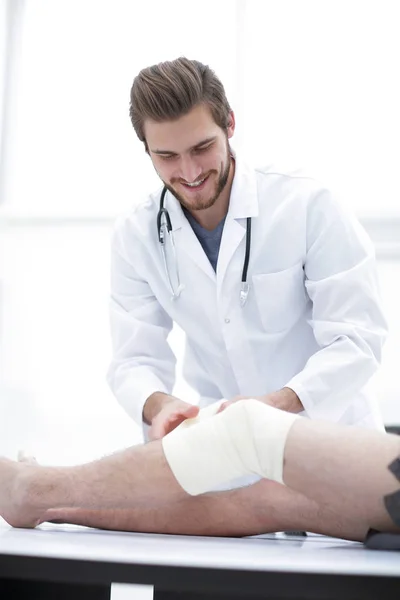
[129,57,232,150]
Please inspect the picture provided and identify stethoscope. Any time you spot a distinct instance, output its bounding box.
[157,186,251,306]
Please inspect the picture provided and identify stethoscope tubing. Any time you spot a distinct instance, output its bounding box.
[157,186,251,305]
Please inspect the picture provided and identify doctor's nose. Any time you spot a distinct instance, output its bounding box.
[179,156,202,184]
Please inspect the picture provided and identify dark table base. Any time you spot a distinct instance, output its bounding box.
[0,578,111,599]
[154,591,264,600]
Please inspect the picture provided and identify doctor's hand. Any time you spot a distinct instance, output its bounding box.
[217,388,303,415]
[146,393,200,441]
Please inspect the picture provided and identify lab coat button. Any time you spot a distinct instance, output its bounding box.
[224,318,230,324]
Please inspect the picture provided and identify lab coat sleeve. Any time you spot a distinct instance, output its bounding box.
[285,190,388,422]
[106,225,176,427]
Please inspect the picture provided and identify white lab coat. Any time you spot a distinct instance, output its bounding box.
[107,156,387,435]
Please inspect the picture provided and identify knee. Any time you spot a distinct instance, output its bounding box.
[224,398,271,425]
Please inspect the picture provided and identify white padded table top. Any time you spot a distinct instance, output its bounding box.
[1,521,400,578]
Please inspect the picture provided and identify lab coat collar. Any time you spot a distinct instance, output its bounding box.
[226,153,259,221]
[162,152,259,232]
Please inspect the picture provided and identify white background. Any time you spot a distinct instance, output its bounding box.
[1,2,400,597]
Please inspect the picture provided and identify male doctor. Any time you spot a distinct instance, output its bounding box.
[108,56,387,443]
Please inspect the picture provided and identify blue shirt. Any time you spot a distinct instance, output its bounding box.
[183,208,226,272]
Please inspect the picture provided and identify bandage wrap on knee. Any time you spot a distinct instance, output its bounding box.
[162,399,299,496]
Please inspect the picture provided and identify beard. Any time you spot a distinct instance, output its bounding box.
[163,143,232,212]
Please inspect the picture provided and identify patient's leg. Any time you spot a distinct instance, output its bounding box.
[18,452,367,540]
[284,417,400,534]
[161,400,400,536]
[42,480,366,541]
[1,400,399,540]
[0,442,182,528]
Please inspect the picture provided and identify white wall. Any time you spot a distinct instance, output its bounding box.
[1,0,399,219]
[1,4,399,598]
[0,0,399,459]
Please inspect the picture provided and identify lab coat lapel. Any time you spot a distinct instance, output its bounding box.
[216,218,246,288]
[217,158,259,289]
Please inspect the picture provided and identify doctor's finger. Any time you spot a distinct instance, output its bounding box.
[164,409,198,434]
[148,420,169,441]
[181,405,200,419]
[217,400,234,414]
[149,413,186,440]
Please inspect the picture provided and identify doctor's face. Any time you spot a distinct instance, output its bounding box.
[144,104,235,212]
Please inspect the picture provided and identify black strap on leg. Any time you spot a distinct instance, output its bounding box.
[388,456,400,481]
[383,457,400,527]
[365,456,400,550]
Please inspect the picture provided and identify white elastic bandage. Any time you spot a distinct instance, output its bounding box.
[162,399,299,495]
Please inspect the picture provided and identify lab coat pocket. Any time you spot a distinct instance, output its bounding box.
[252,262,307,333]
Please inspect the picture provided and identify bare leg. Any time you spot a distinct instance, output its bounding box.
[0,442,183,527]
[284,419,400,534]
[42,479,367,541]
[18,452,362,540]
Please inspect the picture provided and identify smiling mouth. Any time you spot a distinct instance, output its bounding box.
[181,175,209,189]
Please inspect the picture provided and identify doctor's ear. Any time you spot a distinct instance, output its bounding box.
[226,111,235,138]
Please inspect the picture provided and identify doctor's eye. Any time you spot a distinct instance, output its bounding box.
[160,154,177,161]
[194,144,213,154]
